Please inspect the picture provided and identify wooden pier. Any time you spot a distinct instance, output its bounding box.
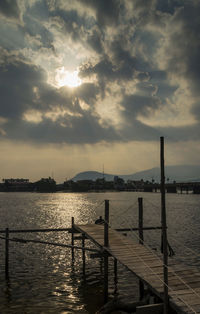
[74,222,200,314]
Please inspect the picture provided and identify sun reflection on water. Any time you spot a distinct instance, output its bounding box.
[0,192,200,313]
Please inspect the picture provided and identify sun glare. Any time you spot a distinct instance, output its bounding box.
[56,67,82,88]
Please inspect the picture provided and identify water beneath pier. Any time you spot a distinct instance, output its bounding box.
[0,192,200,313]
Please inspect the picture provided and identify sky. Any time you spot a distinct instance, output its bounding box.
[0,0,200,182]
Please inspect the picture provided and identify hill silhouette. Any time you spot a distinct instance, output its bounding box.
[72,165,200,183]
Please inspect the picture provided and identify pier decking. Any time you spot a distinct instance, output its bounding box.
[74,223,200,314]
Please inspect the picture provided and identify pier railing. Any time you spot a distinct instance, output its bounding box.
[0,226,100,281]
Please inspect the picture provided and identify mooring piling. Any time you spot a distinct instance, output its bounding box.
[5,227,9,280]
[138,197,144,300]
[160,136,169,314]
[104,200,109,247]
[104,199,109,304]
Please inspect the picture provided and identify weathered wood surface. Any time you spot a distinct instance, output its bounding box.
[75,224,200,314]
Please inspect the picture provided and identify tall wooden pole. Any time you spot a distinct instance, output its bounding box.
[5,228,9,280]
[104,200,109,303]
[138,198,144,300]
[160,137,168,314]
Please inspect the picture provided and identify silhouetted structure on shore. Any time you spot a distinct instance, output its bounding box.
[0,177,200,194]
[0,177,56,193]
[2,178,34,192]
[34,177,57,193]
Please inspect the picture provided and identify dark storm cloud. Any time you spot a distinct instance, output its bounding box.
[49,9,87,42]
[122,94,161,119]
[164,3,200,88]
[4,112,118,144]
[155,1,200,120]
[87,28,104,54]
[149,71,178,101]
[76,83,100,105]
[157,123,200,142]
[121,118,160,141]
[156,0,184,14]
[80,41,139,96]
[0,53,45,119]
[78,0,122,27]
[0,0,20,20]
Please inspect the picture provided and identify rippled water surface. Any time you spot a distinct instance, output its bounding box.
[0,192,200,313]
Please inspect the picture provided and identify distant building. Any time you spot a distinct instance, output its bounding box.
[114,176,125,190]
[35,177,56,193]
[2,178,32,192]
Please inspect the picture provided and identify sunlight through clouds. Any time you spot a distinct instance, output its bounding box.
[0,0,200,181]
[55,67,82,88]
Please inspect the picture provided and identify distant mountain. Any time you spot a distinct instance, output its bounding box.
[71,165,200,183]
[72,171,115,182]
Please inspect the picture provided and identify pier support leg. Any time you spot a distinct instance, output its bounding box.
[5,228,9,280]
[104,253,109,304]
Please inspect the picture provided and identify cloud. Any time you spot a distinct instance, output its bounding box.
[122,94,161,120]
[87,27,104,54]
[77,0,122,27]
[0,0,20,20]
[153,1,200,120]
[0,0,200,148]
[0,49,119,144]
[0,50,46,119]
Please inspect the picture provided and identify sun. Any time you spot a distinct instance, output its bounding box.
[56,67,82,88]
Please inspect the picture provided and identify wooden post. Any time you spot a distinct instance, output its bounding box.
[160,137,168,314]
[138,198,144,300]
[82,233,85,276]
[104,200,109,247]
[138,198,144,245]
[114,258,118,295]
[104,200,109,304]
[5,228,9,280]
[71,217,74,261]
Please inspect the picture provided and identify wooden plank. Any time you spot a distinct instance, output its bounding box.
[173,296,200,305]
[136,303,163,314]
[169,288,200,296]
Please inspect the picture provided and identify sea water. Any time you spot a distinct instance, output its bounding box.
[0,192,200,313]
